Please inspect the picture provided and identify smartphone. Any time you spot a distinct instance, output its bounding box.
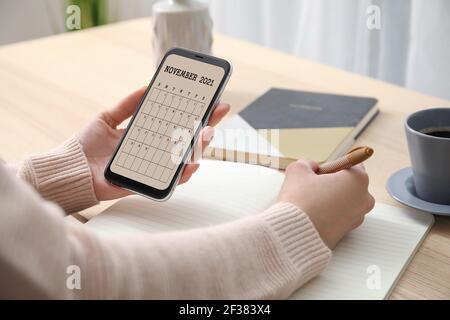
[104,48,232,201]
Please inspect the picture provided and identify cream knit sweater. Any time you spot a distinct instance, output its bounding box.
[0,137,331,299]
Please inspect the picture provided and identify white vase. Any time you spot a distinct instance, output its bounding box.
[151,0,213,67]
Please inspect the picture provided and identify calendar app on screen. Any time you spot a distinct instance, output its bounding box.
[110,53,225,190]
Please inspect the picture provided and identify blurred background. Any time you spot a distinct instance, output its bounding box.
[0,0,449,100]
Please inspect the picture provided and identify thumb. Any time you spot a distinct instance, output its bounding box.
[286,159,318,176]
[102,86,147,128]
[305,160,320,174]
[296,159,319,173]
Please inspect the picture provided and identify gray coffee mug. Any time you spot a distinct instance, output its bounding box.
[405,108,450,205]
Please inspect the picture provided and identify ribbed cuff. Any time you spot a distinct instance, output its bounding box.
[17,137,99,214]
[261,202,332,287]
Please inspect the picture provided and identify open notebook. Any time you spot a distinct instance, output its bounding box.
[86,160,434,299]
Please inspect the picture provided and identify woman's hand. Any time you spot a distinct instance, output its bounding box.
[278,160,375,249]
[77,87,230,201]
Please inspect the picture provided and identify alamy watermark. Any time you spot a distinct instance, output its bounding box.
[366,5,381,30]
[366,264,381,290]
[66,5,81,30]
[66,265,81,290]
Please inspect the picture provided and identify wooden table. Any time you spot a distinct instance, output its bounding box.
[0,18,449,299]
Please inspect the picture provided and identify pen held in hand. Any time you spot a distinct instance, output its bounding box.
[318,146,374,174]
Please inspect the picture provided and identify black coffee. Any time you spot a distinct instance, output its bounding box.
[420,128,450,138]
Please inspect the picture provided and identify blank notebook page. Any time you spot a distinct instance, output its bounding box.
[86,160,434,299]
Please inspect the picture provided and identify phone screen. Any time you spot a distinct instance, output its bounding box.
[109,53,225,190]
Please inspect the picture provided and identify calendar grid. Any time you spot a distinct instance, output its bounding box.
[114,84,207,184]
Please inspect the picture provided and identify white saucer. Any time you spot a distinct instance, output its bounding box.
[386,167,450,216]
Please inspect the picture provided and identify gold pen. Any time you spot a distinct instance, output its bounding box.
[317,146,374,174]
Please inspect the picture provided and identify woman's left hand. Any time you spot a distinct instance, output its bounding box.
[77,86,230,201]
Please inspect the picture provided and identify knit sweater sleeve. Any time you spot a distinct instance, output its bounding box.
[16,137,98,214]
[0,166,331,299]
[72,202,331,299]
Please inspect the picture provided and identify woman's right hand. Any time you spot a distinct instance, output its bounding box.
[277,160,375,249]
